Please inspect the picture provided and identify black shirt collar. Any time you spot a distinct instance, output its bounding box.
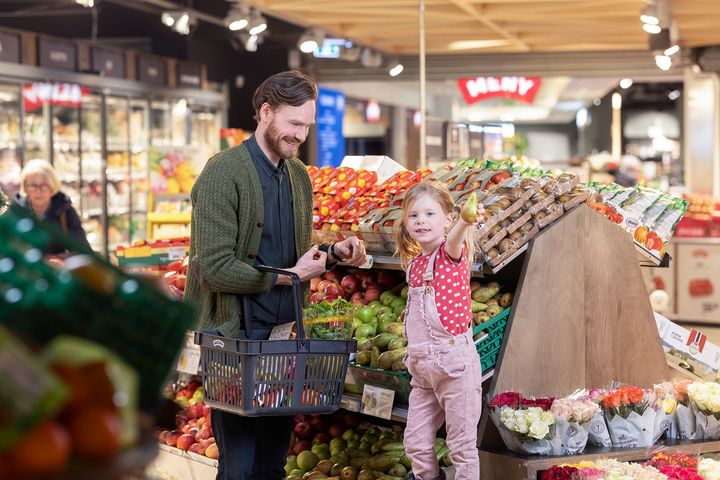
[246,134,286,176]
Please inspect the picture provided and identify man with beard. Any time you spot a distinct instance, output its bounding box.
[185,70,367,480]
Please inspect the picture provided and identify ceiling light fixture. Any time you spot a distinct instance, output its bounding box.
[298,29,324,54]
[388,61,404,77]
[668,90,681,101]
[619,78,633,89]
[640,5,659,25]
[360,48,383,68]
[643,23,662,34]
[74,0,94,7]
[161,11,194,35]
[247,11,267,36]
[664,44,680,56]
[225,4,251,31]
[655,54,672,71]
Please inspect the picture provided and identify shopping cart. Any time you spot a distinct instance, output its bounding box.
[194,265,356,416]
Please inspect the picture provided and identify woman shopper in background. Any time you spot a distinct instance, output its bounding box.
[13,159,91,254]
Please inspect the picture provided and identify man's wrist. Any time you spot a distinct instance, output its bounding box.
[329,243,344,263]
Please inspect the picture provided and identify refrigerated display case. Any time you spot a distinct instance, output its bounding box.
[80,93,105,253]
[0,64,226,257]
[190,104,221,155]
[130,99,150,243]
[0,84,21,198]
[150,100,172,148]
[105,96,131,255]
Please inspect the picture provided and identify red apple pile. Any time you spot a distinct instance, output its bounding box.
[156,384,219,460]
[163,256,189,300]
[310,269,402,305]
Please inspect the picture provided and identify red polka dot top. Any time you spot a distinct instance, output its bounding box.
[408,241,472,335]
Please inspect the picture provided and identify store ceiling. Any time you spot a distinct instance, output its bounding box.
[250,0,720,55]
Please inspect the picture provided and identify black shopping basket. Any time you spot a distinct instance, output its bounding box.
[194,265,356,416]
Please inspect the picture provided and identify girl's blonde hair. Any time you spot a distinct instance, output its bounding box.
[20,159,60,196]
[395,180,477,268]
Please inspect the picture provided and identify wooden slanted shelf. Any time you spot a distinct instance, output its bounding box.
[477,205,681,480]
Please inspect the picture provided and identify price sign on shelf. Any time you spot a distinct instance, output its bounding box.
[361,384,395,419]
[168,246,186,261]
[176,332,201,375]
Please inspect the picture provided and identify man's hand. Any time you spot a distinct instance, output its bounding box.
[332,236,367,267]
[277,245,327,285]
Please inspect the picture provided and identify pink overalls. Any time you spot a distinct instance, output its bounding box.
[403,246,483,480]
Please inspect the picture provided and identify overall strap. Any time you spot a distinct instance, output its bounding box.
[405,260,413,284]
[422,246,442,284]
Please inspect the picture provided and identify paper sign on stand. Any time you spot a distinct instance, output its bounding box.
[655,312,720,380]
[361,384,395,419]
[177,332,201,375]
[340,155,407,184]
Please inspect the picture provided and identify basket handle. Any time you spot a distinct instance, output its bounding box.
[242,265,306,341]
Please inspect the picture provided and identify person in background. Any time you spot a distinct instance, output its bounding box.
[185,70,367,480]
[13,159,91,254]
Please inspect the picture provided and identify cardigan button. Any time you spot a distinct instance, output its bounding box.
[256,221,264,228]
[247,252,257,259]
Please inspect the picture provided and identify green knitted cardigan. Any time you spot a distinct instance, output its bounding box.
[184,143,313,337]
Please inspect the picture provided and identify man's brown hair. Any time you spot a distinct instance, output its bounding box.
[252,70,318,121]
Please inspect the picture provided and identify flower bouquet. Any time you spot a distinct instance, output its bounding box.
[548,397,600,454]
[601,386,658,447]
[490,392,569,455]
[646,451,699,469]
[657,465,704,480]
[541,466,578,480]
[698,458,720,480]
[592,459,667,480]
[649,381,678,441]
[687,381,720,440]
[673,379,696,440]
[576,389,613,447]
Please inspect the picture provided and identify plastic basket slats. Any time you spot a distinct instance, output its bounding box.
[195,331,354,416]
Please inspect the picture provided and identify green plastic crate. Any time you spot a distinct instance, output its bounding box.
[347,307,511,401]
[0,205,196,409]
[473,306,511,373]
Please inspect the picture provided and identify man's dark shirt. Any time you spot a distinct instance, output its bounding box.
[243,135,297,335]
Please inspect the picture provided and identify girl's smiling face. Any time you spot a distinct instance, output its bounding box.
[405,192,452,253]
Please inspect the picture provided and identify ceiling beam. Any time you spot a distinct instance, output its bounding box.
[446,0,530,51]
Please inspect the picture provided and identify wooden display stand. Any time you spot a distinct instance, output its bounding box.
[477,205,691,479]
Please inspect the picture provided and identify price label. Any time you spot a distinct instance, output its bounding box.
[168,246,186,261]
[361,384,395,419]
[176,332,201,374]
[340,396,359,412]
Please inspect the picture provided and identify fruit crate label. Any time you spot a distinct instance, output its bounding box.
[361,384,395,419]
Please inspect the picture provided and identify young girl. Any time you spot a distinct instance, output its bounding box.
[396,181,483,480]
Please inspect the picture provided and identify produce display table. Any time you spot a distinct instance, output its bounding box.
[479,440,720,480]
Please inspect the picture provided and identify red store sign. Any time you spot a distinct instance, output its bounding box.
[23,82,89,112]
[457,76,542,105]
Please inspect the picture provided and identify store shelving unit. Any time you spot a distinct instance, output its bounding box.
[475,204,680,479]
[0,60,226,258]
